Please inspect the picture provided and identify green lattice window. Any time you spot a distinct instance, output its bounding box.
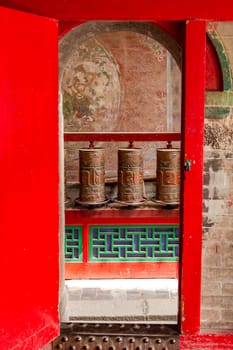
[65,226,82,262]
[89,225,179,262]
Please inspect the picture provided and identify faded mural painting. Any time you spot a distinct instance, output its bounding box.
[62,29,181,183]
[62,37,121,132]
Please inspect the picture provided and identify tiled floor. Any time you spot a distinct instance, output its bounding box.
[63,279,178,323]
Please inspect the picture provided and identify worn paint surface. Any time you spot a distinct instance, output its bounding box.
[204,121,233,149]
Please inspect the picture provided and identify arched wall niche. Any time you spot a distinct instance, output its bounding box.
[59,21,182,75]
[59,21,182,184]
[206,35,223,91]
[207,28,232,91]
[205,24,233,120]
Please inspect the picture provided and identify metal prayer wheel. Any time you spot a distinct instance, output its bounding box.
[79,148,105,204]
[118,148,144,203]
[156,147,180,203]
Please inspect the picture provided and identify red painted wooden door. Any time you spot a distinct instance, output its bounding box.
[0,7,59,350]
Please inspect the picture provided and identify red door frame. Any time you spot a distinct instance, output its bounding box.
[180,20,206,334]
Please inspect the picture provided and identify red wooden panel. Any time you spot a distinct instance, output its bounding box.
[2,0,233,21]
[65,209,180,225]
[65,262,178,279]
[65,210,179,279]
[0,7,59,350]
[179,21,206,335]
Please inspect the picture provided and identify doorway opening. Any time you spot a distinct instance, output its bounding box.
[59,21,182,325]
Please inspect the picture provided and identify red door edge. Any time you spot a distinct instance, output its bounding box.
[179,20,206,335]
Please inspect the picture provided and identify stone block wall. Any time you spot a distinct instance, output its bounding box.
[201,21,233,330]
[202,143,233,328]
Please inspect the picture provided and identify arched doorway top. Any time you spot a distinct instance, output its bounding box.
[207,28,232,91]
[59,21,182,76]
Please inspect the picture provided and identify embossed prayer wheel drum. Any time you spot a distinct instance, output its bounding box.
[79,148,105,203]
[118,148,144,202]
[156,148,181,203]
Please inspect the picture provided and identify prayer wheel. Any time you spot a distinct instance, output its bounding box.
[79,148,105,204]
[118,148,144,203]
[156,147,180,203]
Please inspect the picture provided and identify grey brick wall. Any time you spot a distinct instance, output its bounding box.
[201,21,233,329]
